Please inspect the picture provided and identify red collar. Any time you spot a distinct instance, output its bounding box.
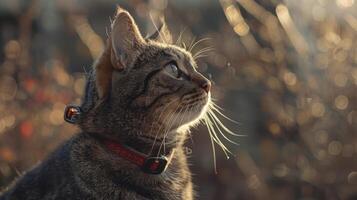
[104,140,174,175]
[64,105,174,174]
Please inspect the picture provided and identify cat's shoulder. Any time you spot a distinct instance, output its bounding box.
[0,134,85,200]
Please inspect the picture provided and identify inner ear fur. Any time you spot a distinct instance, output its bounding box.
[95,40,113,100]
[111,7,146,70]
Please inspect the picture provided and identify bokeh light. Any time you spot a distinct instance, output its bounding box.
[1,0,357,199]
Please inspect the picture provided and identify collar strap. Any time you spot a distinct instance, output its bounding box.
[104,140,174,175]
[64,105,174,175]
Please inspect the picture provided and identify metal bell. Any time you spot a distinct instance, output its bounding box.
[64,105,82,124]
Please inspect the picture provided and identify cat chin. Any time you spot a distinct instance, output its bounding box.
[169,104,209,131]
[158,96,210,133]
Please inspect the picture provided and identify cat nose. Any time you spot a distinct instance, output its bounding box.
[191,73,211,93]
[201,81,211,93]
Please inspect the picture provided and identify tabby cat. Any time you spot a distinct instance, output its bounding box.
[0,7,212,200]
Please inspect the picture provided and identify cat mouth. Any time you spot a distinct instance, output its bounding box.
[181,90,209,107]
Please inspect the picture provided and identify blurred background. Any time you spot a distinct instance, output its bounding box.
[1,0,357,199]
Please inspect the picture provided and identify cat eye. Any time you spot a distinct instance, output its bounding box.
[164,62,182,79]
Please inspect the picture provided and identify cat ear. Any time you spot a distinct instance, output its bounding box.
[146,18,173,44]
[110,7,146,70]
[95,7,145,99]
[95,43,114,100]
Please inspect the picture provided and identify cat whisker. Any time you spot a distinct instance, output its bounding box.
[181,42,187,51]
[82,66,88,76]
[188,36,197,53]
[109,16,113,27]
[208,109,244,137]
[165,106,185,152]
[148,99,178,155]
[210,101,241,125]
[202,106,243,173]
[149,13,168,44]
[189,37,212,53]
[193,46,215,60]
[206,111,239,145]
[208,103,245,137]
[164,106,190,146]
[194,51,215,59]
[197,99,247,173]
[175,27,187,46]
[193,54,209,60]
[182,107,194,144]
[153,108,175,156]
[156,104,182,157]
[194,46,215,55]
[204,115,232,156]
[160,103,184,153]
[202,117,218,174]
[154,102,179,152]
[105,26,110,38]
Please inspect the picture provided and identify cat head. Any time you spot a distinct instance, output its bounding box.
[79,7,211,144]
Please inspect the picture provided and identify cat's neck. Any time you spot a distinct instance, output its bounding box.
[69,133,190,199]
[84,130,182,157]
